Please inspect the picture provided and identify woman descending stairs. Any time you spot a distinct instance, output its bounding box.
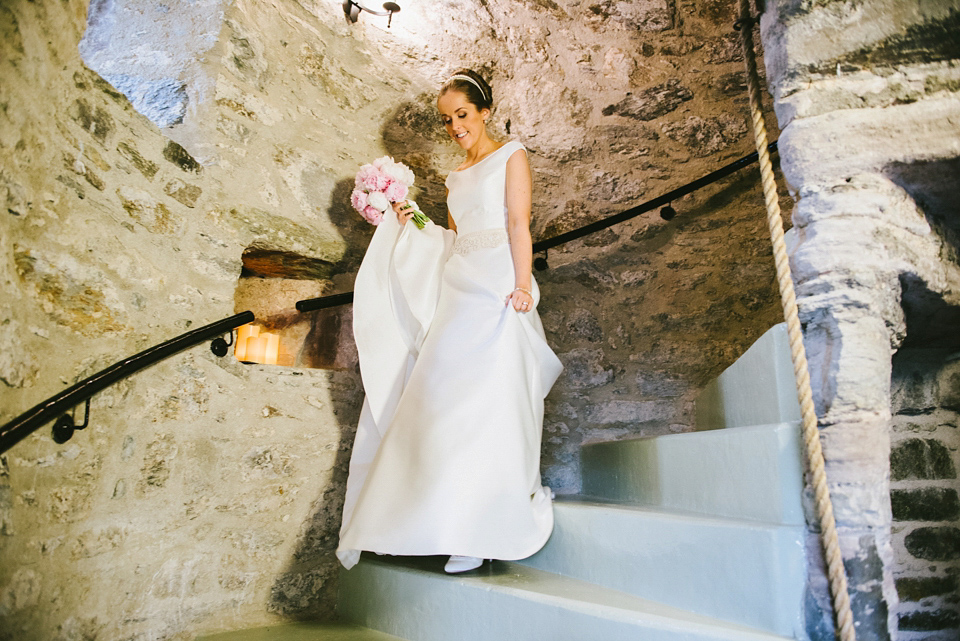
[201,325,813,641]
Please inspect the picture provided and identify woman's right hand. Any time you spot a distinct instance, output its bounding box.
[392,201,416,226]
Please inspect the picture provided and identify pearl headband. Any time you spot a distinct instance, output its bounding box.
[448,74,487,102]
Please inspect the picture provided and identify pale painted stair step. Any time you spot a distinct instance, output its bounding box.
[339,555,795,641]
[581,420,805,525]
[695,323,802,430]
[196,622,406,641]
[518,498,807,638]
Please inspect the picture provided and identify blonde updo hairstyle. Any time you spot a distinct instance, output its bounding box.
[439,69,493,112]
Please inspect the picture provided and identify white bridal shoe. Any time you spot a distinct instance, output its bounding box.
[444,555,483,573]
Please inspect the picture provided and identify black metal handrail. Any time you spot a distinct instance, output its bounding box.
[533,140,778,252]
[0,311,254,454]
[296,141,778,313]
[295,291,354,313]
[3,141,780,451]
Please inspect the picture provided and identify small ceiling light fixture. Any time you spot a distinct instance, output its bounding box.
[343,1,402,27]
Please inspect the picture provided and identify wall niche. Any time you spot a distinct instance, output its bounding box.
[886,156,960,638]
[234,245,356,370]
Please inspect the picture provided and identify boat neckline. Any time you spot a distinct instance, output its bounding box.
[452,141,519,173]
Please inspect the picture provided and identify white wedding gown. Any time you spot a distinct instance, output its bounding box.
[337,141,563,570]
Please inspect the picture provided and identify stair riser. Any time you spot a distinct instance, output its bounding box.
[519,503,806,637]
[580,421,805,525]
[339,562,790,641]
[694,323,801,430]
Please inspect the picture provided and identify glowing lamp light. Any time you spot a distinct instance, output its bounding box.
[264,332,280,366]
[235,324,259,361]
[235,324,281,366]
[246,335,266,364]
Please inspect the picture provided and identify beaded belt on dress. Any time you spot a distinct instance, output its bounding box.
[452,228,510,255]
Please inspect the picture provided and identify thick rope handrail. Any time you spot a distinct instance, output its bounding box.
[736,4,856,640]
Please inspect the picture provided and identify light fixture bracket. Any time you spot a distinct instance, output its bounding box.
[343,1,401,27]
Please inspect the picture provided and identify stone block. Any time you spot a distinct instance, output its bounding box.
[891,488,960,522]
[0,567,41,616]
[296,43,375,111]
[164,178,202,208]
[899,608,960,632]
[138,433,178,493]
[0,313,36,388]
[891,438,957,480]
[938,361,960,411]
[584,399,675,429]
[893,367,940,415]
[268,567,336,618]
[564,309,603,343]
[602,80,693,121]
[842,534,893,641]
[636,371,686,398]
[0,485,12,536]
[70,98,114,144]
[587,0,674,31]
[904,526,960,561]
[117,185,184,234]
[163,140,201,173]
[556,349,613,390]
[661,115,748,158]
[896,575,958,602]
[116,141,159,180]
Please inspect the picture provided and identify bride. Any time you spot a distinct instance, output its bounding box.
[337,69,563,574]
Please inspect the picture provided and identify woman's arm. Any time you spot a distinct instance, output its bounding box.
[504,148,534,312]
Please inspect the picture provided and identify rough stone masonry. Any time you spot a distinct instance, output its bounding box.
[6,0,958,639]
[0,0,790,638]
[760,0,960,638]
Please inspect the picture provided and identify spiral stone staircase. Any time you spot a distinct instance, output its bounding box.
[199,324,812,641]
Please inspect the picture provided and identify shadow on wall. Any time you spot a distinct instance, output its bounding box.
[264,98,451,619]
[885,156,960,256]
[886,156,960,350]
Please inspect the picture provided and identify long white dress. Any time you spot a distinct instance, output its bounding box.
[337,141,563,570]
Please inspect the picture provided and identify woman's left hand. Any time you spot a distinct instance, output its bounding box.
[506,288,534,313]
[392,200,416,226]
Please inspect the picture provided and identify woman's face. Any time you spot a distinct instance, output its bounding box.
[437,89,490,150]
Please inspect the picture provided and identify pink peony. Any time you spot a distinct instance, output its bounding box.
[363,205,383,225]
[350,188,368,212]
[383,181,408,203]
[352,158,419,226]
[354,165,373,188]
[355,165,386,192]
[364,170,390,192]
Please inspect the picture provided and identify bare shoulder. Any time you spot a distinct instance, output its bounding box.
[505,144,529,167]
[505,144,530,178]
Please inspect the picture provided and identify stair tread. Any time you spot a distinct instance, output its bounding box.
[197,623,406,641]
[520,496,806,637]
[347,555,795,640]
[553,495,801,528]
[582,419,801,443]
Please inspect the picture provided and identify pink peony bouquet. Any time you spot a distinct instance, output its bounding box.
[351,156,428,229]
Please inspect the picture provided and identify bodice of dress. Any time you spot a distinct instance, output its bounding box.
[444,140,525,238]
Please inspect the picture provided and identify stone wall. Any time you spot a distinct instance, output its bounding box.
[890,350,960,639]
[0,0,792,638]
[759,0,960,638]
[0,1,379,638]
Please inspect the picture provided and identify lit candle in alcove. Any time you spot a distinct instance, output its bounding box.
[235,324,259,361]
[246,335,267,364]
[264,332,280,366]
